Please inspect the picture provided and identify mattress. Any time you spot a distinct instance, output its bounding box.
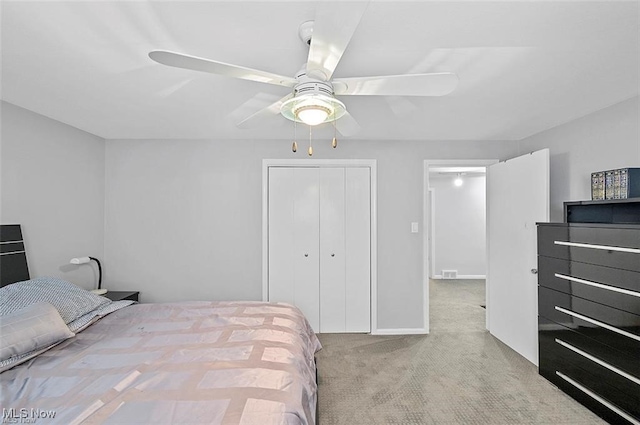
[0,301,321,425]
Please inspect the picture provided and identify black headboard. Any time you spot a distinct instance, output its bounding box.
[1,224,30,287]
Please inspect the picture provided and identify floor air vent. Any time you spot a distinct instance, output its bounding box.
[442,270,458,279]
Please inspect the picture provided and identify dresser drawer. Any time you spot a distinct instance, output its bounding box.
[539,316,640,378]
[539,286,640,357]
[538,256,640,314]
[538,224,640,272]
[540,359,640,425]
[539,324,640,411]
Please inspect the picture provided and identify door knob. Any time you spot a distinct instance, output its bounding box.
[331,253,335,257]
[531,268,538,274]
[304,253,309,257]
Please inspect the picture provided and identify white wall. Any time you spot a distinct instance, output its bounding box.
[6,96,635,331]
[104,138,519,330]
[0,102,105,289]
[430,174,486,278]
[518,96,639,221]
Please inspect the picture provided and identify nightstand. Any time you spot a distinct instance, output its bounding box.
[104,291,139,302]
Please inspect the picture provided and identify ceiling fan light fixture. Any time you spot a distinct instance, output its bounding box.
[296,105,331,126]
[281,93,346,126]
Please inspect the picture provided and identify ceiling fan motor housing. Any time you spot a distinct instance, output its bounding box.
[280,79,346,124]
[294,81,333,97]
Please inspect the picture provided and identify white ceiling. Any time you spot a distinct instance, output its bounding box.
[2,1,638,141]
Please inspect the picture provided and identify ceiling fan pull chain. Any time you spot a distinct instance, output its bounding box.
[308,126,313,156]
[292,120,298,153]
[332,120,338,149]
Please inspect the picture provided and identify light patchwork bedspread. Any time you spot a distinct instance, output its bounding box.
[0,301,322,425]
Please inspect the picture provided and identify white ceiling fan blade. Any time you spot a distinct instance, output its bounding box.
[229,92,284,123]
[385,96,419,118]
[236,93,294,129]
[335,110,360,137]
[149,50,297,88]
[333,72,459,96]
[306,2,369,81]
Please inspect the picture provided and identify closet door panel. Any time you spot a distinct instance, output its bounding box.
[268,168,296,306]
[268,167,320,331]
[319,167,346,333]
[269,165,371,334]
[293,167,321,332]
[345,167,371,332]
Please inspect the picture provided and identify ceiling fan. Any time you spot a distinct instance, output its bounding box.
[148,3,458,140]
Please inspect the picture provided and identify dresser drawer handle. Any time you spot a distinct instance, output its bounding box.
[0,250,26,257]
[554,240,640,254]
[555,338,640,386]
[554,306,640,342]
[555,371,640,425]
[555,273,640,298]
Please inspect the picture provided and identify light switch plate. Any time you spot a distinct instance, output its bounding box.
[411,222,419,233]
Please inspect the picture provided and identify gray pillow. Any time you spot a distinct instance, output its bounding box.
[0,276,110,324]
[0,302,74,362]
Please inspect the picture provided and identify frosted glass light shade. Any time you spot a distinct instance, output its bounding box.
[296,106,330,126]
[281,93,346,125]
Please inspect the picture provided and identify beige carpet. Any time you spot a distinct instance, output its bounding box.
[315,279,605,424]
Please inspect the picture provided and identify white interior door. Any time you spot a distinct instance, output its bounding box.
[319,167,347,332]
[268,164,371,333]
[318,167,371,333]
[487,149,549,366]
[268,167,320,330]
[344,167,371,332]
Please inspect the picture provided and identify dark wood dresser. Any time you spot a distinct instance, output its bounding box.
[537,215,640,424]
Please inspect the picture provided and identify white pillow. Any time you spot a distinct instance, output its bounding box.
[0,302,74,362]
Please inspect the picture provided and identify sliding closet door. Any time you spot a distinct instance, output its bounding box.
[268,167,320,330]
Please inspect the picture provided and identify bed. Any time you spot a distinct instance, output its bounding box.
[0,225,321,424]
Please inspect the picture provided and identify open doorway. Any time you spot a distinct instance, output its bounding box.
[423,159,498,333]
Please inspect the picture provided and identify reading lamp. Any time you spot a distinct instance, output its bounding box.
[70,256,105,295]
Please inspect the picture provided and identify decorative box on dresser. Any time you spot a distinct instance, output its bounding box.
[537,198,640,425]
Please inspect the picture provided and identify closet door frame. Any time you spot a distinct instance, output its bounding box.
[262,159,378,334]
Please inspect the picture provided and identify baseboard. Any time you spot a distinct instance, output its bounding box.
[372,328,428,335]
[432,275,486,280]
